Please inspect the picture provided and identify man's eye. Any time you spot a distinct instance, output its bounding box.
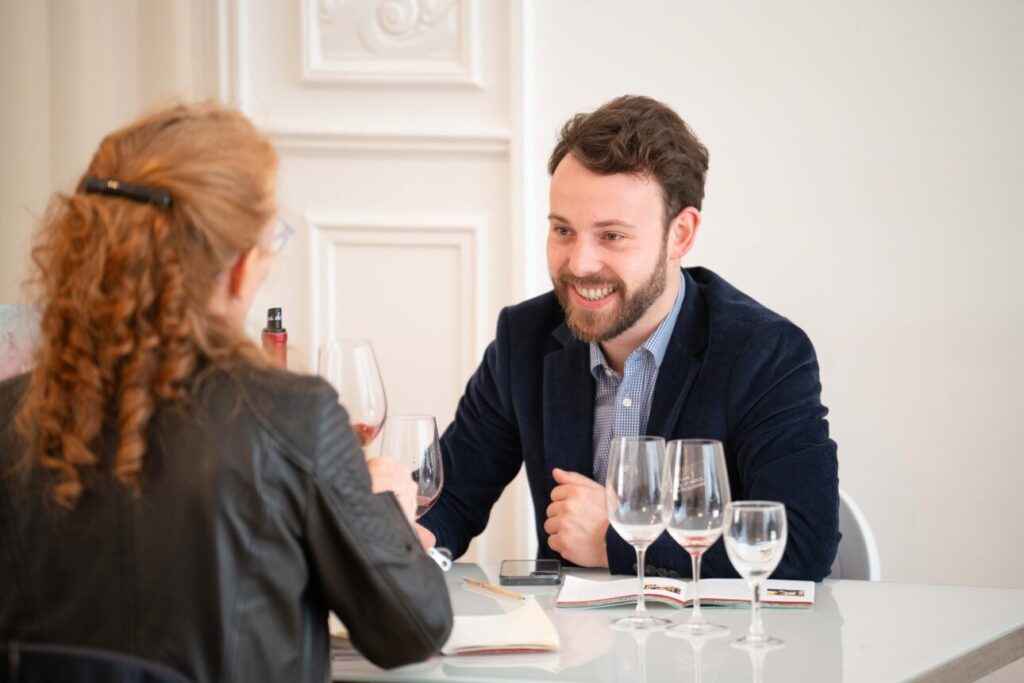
[603,233,624,241]
[553,226,572,237]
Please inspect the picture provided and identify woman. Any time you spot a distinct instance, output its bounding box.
[0,102,452,682]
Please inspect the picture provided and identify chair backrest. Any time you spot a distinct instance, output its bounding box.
[0,304,39,381]
[827,488,882,581]
[2,642,193,683]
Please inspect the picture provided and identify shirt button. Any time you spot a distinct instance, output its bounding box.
[605,369,613,378]
[622,397,632,407]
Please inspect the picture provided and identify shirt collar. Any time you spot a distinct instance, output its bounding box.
[589,269,686,378]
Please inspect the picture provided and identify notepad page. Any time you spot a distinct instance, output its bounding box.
[441,597,561,656]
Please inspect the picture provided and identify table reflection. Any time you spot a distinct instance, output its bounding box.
[666,626,729,683]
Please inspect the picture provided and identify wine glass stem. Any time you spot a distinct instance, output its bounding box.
[635,545,648,617]
[749,581,765,640]
[690,551,704,623]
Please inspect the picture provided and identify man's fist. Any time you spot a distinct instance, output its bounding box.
[544,468,609,567]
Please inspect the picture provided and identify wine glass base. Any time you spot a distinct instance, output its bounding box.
[611,615,672,631]
[666,621,730,637]
[732,635,784,651]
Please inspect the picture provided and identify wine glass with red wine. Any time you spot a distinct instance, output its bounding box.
[378,414,444,518]
[317,340,387,447]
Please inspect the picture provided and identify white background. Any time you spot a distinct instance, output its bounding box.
[2,1,1022,640]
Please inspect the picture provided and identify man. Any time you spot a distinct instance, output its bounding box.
[419,95,839,580]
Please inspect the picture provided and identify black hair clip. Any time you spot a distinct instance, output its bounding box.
[83,177,172,209]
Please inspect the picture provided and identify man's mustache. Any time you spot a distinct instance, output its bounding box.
[555,272,623,289]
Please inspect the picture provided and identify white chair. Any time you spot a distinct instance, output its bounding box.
[827,488,881,580]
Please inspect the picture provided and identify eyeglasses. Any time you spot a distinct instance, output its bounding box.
[262,217,295,255]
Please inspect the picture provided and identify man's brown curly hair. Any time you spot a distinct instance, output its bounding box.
[548,95,710,227]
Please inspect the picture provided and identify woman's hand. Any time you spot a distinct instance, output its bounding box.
[366,456,416,522]
[414,523,436,550]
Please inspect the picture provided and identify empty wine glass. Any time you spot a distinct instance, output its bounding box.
[378,414,444,519]
[605,436,670,630]
[317,340,387,447]
[724,501,788,648]
[663,439,731,636]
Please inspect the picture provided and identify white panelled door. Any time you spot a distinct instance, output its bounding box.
[205,0,532,563]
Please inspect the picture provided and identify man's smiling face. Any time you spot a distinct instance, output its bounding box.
[547,154,671,343]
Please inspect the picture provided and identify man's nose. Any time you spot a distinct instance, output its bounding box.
[567,238,602,277]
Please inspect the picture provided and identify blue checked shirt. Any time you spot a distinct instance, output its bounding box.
[591,271,686,484]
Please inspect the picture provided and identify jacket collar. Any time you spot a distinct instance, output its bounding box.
[646,268,707,437]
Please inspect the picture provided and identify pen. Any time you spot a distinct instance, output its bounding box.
[462,576,527,601]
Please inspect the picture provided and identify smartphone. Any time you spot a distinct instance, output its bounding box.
[499,559,562,586]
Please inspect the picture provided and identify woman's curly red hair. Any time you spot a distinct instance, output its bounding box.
[15,101,278,509]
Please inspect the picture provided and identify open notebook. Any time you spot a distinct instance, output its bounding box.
[442,597,560,655]
[556,576,815,609]
[330,597,561,658]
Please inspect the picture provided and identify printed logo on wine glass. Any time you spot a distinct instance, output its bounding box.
[680,473,706,493]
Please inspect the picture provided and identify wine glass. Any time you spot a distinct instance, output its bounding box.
[663,439,731,636]
[317,340,387,447]
[605,436,670,630]
[378,414,444,519]
[723,501,788,648]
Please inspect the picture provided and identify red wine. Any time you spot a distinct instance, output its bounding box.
[415,492,440,519]
[352,422,381,447]
[667,528,722,554]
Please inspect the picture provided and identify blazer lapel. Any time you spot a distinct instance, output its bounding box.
[646,269,709,437]
[542,323,595,484]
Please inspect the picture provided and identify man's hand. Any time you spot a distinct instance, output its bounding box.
[366,456,417,522]
[544,468,609,567]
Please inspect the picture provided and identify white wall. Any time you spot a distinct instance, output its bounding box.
[529,0,1024,590]
[0,0,197,301]
[3,0,1022,592]
[0,0,50,301]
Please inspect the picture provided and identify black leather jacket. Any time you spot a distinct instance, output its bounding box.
[0,365,453,682]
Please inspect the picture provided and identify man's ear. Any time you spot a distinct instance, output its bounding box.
[667,206,701,261]
[227,246,260,301]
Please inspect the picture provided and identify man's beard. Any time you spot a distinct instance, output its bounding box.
[552,244,668,344]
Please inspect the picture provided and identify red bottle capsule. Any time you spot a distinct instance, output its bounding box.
[262,307,287,368]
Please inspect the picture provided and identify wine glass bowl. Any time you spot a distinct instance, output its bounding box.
[663,439,731,636]
[378,414,444,519]
[317,340,387,447]
[605,436,670,630]
[724,501,788,648]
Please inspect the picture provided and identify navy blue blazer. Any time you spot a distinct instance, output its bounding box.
[421,267,840,581]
